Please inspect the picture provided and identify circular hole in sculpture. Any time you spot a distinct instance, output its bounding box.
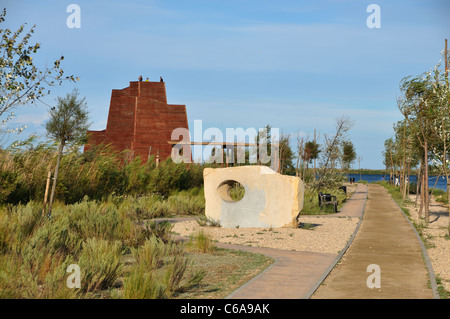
[217,180,245,202]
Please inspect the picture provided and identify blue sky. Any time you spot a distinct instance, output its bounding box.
[2,0,449,169]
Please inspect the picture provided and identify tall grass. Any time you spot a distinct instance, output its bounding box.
[0,140,204,205]
[0,194,204,298]
[78,238,123,292]
[123,235,204,299]
[186,230,216,253]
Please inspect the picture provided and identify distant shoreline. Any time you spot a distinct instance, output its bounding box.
[346,169,444,177]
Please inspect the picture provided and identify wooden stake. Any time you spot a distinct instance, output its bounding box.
[156,150,160,167]
[42,170,51,216]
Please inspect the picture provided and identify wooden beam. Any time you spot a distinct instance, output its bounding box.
[168,140,258,147]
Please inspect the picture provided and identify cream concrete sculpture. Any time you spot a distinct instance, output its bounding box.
[203,166,304,228]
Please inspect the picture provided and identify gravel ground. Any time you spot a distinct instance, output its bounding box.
[406,194,450,293]
[172,215,359,255]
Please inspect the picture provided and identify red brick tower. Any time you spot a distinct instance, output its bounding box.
[84,80,189,162]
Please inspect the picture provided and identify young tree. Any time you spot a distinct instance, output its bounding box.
[278,132,295,175]
[341,140,356,172]
[312,116,353,190]
[422,55,450,234]
[399,76,436,224]
[45,90,90,216]
[0,9,77,120]
[303,140,321,175]
[295,133,304,178]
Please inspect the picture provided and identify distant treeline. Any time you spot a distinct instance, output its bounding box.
[346,169,444,176]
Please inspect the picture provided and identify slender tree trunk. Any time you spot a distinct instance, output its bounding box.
[304,161,308,181]
[432,172,441,191]
[296,137,303,178]
[48,141,65,216]
[406,146,412,197]
[447,179,450,236]
[401,121,407,199]
[418,161,424,218]
[419,171,425,219]
[415,161,421,207]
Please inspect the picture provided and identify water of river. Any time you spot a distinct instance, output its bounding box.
[347,174,448,191]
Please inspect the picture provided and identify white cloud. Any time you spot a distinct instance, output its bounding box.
[12,113,49,126]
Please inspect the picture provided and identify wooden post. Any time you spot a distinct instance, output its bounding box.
[156,150,160,167]
[223,145,226,168]
[42,170,51,216]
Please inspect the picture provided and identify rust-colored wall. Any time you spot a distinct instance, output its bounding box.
[84,81,189,162]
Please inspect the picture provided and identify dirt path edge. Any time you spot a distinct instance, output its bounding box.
[389,192,440,299]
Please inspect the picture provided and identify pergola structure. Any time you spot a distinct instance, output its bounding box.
[168,140,279,169]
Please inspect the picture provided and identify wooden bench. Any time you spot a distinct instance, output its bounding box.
[318,191,337,212]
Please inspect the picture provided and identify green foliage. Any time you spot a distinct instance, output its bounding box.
[0,8,77,121]
[228,182,245,201]
[196,215,221,227]
[142,220,174,244]
[303,140,321,164]
[0,171,17,202]
[0,140,204,205]
[378,181,405,203]
[45,90,90,146]
[0,194,206,298]
[78,238,123,292]
[187,230,216,253]
[300,185,348,215]
[431,188,448,204]
[123,236,204,299]
[122,264,166,299]
[310,116,354,190]
[342,141,356,170]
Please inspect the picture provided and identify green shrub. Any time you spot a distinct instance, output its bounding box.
[131,236,170,270]
[124,236,203,299]
[122,265,166,299]
[431,188,448,204]
[78,238,123,292]
[0,140,204,205]
[21,215,83,274]
[167,193,205,216]
[196,215,221,227]
[187,230,216,253]
[301,186,347,215]
[0,171,18,203]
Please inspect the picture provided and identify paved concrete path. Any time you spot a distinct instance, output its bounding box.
[224,244,337,299]
[162,183,436,298]
[311,184,436,299]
